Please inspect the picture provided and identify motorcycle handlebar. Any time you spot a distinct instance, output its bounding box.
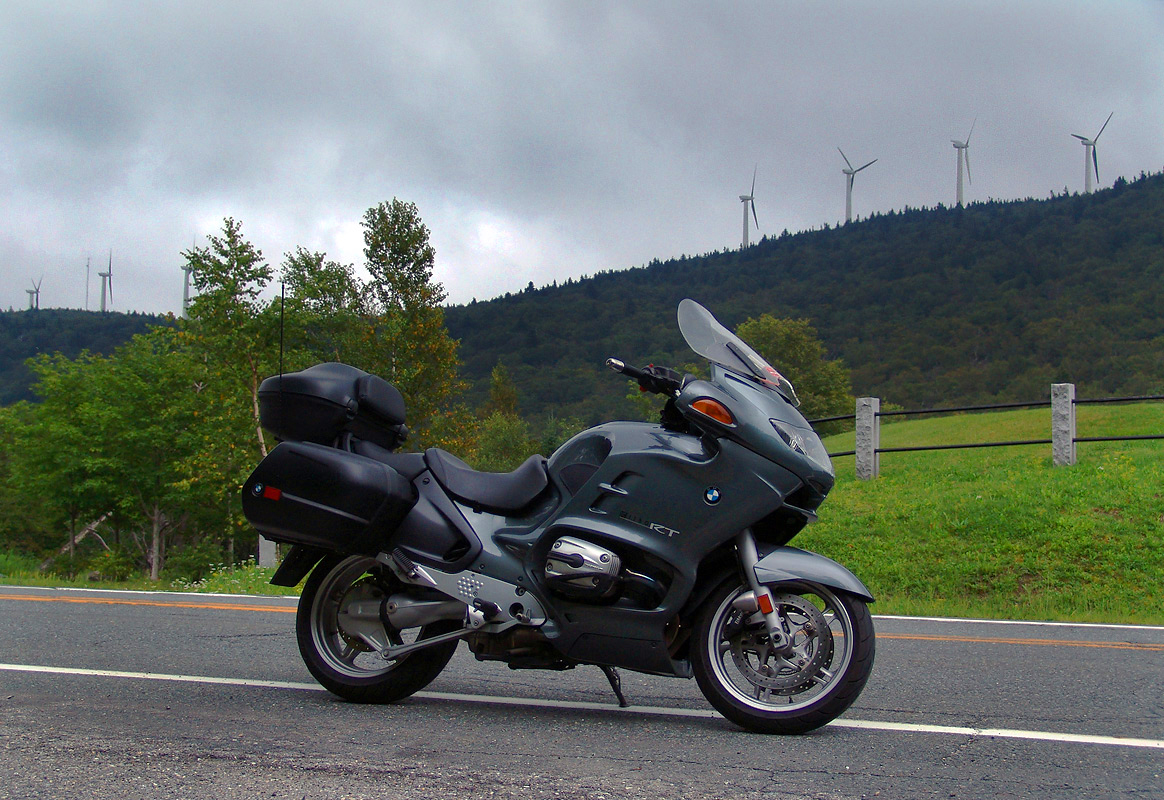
[606,358,680,395]
[606,358,646,381]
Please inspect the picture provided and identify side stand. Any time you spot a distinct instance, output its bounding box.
[599,665,629,708]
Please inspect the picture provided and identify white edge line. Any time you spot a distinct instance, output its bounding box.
[2,662,1161,751]
[4,587,1162,632]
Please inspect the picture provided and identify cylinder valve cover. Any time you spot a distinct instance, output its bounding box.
[544,536,622,600]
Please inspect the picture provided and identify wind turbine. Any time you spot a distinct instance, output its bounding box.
[739,166,759,248]
[839,148,877,223]
[1072,112,1113,193]
[99,251,113,312]
[951,119,975,207]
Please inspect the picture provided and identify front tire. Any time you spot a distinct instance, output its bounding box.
[296,554,461,703]
[692,579,874,734]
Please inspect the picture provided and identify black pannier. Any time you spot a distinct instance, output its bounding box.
[242,441,416,554]
[258,363,407,451]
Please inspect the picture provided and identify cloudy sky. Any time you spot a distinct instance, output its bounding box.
[3,1,1163,315]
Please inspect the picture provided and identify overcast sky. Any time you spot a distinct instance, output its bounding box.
[3,1,1162,315]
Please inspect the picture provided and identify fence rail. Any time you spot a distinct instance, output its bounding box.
[808,384,1162,479]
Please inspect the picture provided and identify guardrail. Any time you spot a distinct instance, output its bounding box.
[809,384,1164,480]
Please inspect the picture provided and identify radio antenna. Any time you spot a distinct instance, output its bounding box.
[278,282,286,425]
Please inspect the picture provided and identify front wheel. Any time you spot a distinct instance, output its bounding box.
[692,580,874,734]
[296,554,461,704]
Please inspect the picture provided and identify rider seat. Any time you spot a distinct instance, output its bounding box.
[425,448,548,514]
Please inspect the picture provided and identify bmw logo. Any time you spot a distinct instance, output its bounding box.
[704,487,721,505]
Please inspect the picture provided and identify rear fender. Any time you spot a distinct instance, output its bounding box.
[753,546,874,602]
[270,545,327,587]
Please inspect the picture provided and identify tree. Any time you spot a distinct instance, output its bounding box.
[480,362,519,418]
[358,199,464,443]
[17,352,121,574]
[89,329,203,579]
[182,218,277,458]
[279,248,367,365]
[735,315,853,428]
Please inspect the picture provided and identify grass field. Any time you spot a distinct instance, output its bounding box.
[2,402,1161,623]
[800,401,1164,623]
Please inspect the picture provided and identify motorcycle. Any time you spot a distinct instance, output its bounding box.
[242,299,874,734]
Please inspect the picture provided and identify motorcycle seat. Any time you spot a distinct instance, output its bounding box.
[349,439,429,481]
[425,448,548,514]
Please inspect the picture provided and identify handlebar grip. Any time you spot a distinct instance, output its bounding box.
[606,358,648,381]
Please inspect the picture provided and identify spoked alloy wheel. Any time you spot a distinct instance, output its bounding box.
[693,580,874,734]
[297,554,461,703]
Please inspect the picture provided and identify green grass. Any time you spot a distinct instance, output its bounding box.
[800,402,1164,623]
[3,403,1161,622]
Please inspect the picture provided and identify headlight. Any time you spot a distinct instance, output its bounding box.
[770,419,833,472]
[770,419,806,453]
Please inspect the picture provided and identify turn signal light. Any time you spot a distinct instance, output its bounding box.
[691,398,735,426]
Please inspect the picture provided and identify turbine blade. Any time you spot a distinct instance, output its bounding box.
[751,198,759,229]
[856,158,877,172]
[1071,134,1088,141]
[965,150,972,185]
[966,116,976,145]
[1095,111,1113,141]
[1093,147,1099,183]
[838,148,853,170]
[750,164,757,198]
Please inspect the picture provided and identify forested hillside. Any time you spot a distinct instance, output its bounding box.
[446,172,1164,423]
[0,310,173,404]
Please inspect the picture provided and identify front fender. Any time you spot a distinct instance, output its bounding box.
[753,546,874,603]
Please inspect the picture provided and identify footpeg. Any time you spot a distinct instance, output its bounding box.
[472,598,502,620]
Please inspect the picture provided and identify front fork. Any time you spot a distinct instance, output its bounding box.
[736,529,793,655]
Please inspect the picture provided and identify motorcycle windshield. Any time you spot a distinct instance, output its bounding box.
[678,299,801,407]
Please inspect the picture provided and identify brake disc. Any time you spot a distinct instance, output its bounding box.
[728,593,833,691]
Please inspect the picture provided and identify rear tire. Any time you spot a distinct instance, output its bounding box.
[692,579,874,734]
[296,554,460,703]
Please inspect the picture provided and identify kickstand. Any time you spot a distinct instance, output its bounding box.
[599,665,629,708]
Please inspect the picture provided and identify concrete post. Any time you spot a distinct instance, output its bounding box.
[258,535,277,568]
[1051,383,1077,466]
[855,397,881,480]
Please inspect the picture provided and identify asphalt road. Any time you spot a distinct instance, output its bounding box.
[0,585,1161,800]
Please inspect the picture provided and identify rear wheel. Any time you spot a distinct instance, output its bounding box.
[297,554,461,703]
[692,579,874,734]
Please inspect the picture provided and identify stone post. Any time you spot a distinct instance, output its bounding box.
[1051,383,1077,466]
[855,397,881,480]
[258,535,278,568]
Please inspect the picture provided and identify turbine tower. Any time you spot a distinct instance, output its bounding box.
[98,251,113,313]
[839,148,877,223]
[26,283,37,310]
[739,166,758,248]
[181,263,194,318]
[951,119,975,207]
[1072,112,1113,193]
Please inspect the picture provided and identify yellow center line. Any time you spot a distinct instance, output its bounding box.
[2,594,1162,651]
[0,594,296,613]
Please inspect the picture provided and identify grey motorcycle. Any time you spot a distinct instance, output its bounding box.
[242,299,874,734]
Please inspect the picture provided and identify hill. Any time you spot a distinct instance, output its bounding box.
[0,310,174,405]
[445,172,1164,424]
